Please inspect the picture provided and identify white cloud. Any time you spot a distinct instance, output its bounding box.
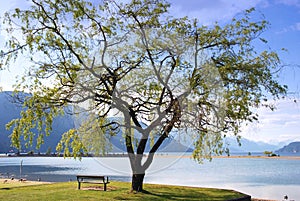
[240,99,300,143]
[0,1,34,90]
[277,22,300,34]
[293,22,300,30]
[169,0,264,24]
[275,0,300,7]
[0,0,17,14]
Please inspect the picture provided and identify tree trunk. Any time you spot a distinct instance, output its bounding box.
[131,173,145,192]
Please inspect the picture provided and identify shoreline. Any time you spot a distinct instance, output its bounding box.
[151,154,300,160]
[1,153,300,160]
[212,155,300,160]
[0,178,51,186]
[0,153,300,201]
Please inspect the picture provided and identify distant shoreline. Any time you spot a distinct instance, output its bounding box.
[0,153,131,158]
[152,154,300,160]
[212,155,300,160]
[1,153,300,160]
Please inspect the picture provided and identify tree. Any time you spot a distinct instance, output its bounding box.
[1,0,287,192]
[264,151,273,157]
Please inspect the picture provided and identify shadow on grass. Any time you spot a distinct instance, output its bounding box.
[113,187,213,200]
[147,190,213,200]
[139,185,244,201]
[0,188,11,190]
[0,181,247,201]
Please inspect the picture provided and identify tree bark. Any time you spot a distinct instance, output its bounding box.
[131,173,145,192]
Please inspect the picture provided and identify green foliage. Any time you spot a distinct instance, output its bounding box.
[56,114,116,158]
[1,0,287,167]
[56,129,87,158]
[263,151,277,157]
[6,92,61,151]
[263,151,273,156]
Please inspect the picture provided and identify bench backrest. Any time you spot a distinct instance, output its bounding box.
[76,175,109,183]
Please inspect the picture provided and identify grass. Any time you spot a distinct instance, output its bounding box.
[0,180,248,201]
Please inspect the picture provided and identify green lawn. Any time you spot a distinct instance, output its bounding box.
[0,181,248,201]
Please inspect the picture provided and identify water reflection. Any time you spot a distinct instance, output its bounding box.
[0,156,299,200]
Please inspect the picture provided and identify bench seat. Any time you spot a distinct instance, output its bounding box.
[76,175,110,191]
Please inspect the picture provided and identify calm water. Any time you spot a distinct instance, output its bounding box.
[0,155,299,200]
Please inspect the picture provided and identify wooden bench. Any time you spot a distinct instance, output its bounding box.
[76,175,110,191]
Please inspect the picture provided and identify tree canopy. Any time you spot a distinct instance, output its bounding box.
[1,0,287,192]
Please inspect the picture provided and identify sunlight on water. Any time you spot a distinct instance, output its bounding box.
[0,155,300,200]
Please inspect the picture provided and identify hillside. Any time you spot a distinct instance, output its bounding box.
[109,131,193,153]
[276,141,300,153]
[0,91,76,153]
[1,91,285,155]
[0,91,192,154]
[224,137,280,153]
[1,90,282,154]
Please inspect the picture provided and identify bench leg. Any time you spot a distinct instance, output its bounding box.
[104,183,107,191]
[78,182,81,190]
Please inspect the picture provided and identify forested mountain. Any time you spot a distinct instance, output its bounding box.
[0,91,192,154]
[4,91,287,155]
[276,142,300,153]
[0,91,76,153]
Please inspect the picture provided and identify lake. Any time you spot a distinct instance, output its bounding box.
[0,154,300,200]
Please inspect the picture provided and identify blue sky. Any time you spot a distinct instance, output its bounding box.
[0,0,300,144]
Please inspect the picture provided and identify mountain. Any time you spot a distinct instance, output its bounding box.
[225,137,280,153]
[6,91,286,155]
[101,117,193,153]
[0,91,192,154]
[109,130,193,153]
[0,92,285,155]
[276,142,300,153]
[0,91,76,153]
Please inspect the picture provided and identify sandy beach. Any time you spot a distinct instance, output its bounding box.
[0,178,51,186]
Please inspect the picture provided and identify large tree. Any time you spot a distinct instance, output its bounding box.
[1,0,286,192]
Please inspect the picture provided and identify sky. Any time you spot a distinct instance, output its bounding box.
[0,0,300,144]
